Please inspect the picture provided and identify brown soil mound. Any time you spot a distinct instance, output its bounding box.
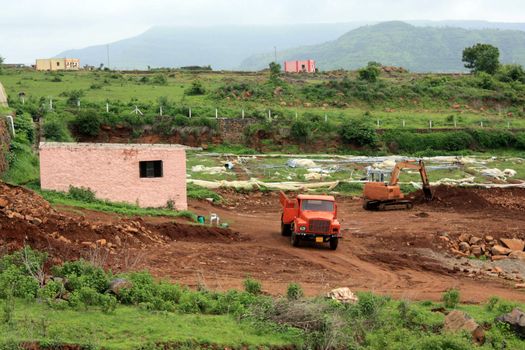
[410,185,525,212]
[151,222,245,243]
[0,182,245,264]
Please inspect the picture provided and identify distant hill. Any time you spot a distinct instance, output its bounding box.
[240,21,525,72]
[55,24,367,70]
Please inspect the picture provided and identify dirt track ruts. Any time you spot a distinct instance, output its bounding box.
[137,193,525,303]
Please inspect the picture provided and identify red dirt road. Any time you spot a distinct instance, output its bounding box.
[138,190,525,303]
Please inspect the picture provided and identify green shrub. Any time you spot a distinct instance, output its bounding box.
[442,288,460,309]
[72,109,102,137]
[68,186,96,203]
[515,132,525,150]
[358,63,381,82]
[286,283,304,301]
[61,89,85,106]
[243,278,262,295]
[383,130,475,153]
[13,114,35,143]
[152,74,168,86]
[52,260,109,293]
[185,81,206,95]
[468,129,516,149]
[289,120,311,142]
[339,118,377,147]
[42,113,73,142]
[497,64,525,83]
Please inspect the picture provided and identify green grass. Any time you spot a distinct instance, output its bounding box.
[2,69,524,131]
[1,301,300,349]
[1,137,39,185]
[187,183,222,202]
[32,186,197,220]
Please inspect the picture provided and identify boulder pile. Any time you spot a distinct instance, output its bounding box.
[442,233,525,262]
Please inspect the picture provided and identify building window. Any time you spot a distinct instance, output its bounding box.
[139,160,163,178]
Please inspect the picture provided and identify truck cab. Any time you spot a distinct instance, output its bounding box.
[280,192,341,250]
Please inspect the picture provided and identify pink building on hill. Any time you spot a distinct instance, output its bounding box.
[284,60,316,73]
[39,142,187,210]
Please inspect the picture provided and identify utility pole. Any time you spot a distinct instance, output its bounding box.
[106,45,110,69]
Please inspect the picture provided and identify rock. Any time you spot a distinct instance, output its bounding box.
[30,217,42,226]
[81,241,95,249]
[469,236,482,245]
[444,310,485,344]
[96,239,107,247]
[500,238,525,252]
[458,233,471,243]
[326,287,359,304]
[471,245,482,257]
[485,235,494,242]
[496,308,525,339]
[492,255,509,261]
[57,236,72,244]
[491,245,512,256]
[109,278,133,295]
[509,251,525,261]
[459,242,470,253]
[515,283,525,289]
[114,235,122,247]
[0,197,8,208]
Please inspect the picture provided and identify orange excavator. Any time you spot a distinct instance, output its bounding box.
[363,160,433,210]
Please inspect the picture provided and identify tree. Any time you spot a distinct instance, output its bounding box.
[462,43,500,75]
[269,62,282,83]
[0,55,4,73]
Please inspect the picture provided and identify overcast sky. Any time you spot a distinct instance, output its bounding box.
[1,0,524,63]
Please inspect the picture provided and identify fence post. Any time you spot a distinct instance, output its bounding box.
[268,109,272,121]
[49,98,53,111]
[106,103,109,113]
[454,116,457,128]
[402,120,405,128]
[295,112,298,120]
[429,120,432,129]
[480,121,483,128]
[376,119,380,127]
[189,108,192,118]
[325,114,328,123]
[77,99,80,108]
[215,108,218,119]
[160,106,163,116]
[241,109,244,119]
[507,121,510,129]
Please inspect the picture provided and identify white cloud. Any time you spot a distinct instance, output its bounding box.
[0,0,524,63]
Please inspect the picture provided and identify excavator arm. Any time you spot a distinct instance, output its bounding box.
[388,160,432,201]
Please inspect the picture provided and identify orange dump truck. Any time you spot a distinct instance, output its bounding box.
[279,191,342,250]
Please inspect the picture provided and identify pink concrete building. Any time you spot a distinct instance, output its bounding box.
[284,60,316,73]
[39,143,187,210]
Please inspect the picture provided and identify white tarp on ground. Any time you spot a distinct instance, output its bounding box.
[191,165,227,174]
[188,178,340,191]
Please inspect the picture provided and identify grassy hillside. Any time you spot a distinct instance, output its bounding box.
[1,67,525,154]
[241,21,525,72]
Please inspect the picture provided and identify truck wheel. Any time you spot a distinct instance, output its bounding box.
[291,232,300,247]
[281,221,292,236]
[329,237,338,250]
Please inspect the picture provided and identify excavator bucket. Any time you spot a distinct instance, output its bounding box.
[423,186,433,201]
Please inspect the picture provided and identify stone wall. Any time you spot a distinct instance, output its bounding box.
[0,119,11,175]
[216,118,258,143]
